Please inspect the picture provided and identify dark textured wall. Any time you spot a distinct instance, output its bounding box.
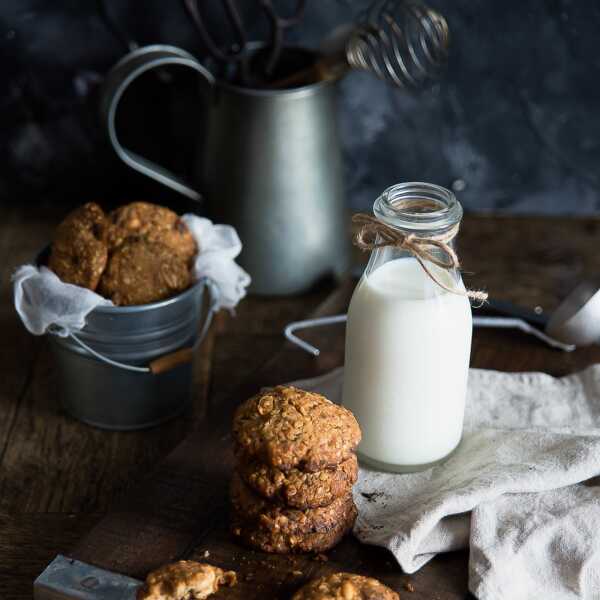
[1,1,599,214]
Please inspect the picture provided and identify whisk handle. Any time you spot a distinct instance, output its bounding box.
[269,53,349,89]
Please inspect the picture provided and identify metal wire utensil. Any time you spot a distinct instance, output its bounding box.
[272,0,449,89]
[260,0,307,76]
[284,313,576,357]
[183,0,306,85]
[348,0,449,88]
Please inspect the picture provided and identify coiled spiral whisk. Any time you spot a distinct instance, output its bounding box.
[346,0,450,89]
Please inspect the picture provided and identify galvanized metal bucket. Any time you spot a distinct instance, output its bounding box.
[42,245,218,430]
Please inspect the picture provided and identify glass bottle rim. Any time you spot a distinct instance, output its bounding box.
[373,182,463,231]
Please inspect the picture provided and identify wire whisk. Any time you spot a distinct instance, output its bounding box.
[272,0,449,90]
[347,0,449,88]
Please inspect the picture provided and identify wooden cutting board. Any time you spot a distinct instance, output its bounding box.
[35,278,600,599]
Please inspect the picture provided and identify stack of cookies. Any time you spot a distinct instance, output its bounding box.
[231,385,362,554]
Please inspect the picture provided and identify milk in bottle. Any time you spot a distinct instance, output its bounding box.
[343,182,473,472]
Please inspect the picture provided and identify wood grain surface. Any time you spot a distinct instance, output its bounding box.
[2,208,600,598]
[66,278,600,599]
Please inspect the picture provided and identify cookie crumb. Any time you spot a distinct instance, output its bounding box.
[405,581,416,592]
[203,551,210,558]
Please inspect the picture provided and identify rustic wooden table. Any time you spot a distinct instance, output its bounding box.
[2,204,600,599]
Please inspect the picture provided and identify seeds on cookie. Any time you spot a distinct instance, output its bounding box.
[98,239,191,306]
[233,386,361,472]
[48,202,109,291]
[238,455,358,509]
[136,560,236,600]
[292,572,399,600]
[230,472,354,535]
[107,201,197,262]
[48,201,198,306]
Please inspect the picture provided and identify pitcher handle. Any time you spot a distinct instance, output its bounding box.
[99,44,215,202]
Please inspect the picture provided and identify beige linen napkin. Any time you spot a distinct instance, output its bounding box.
[292,366,600,600]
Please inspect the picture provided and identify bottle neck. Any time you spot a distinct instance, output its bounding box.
[364,182,463,283]
[373,182,462,235]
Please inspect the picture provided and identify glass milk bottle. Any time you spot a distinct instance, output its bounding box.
[343,182,473,473]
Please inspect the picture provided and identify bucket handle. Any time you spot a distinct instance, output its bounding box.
[52,279,220,375]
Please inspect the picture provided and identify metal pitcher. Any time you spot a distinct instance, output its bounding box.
[100,45,349,295]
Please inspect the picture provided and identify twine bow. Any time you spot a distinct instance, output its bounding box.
[353,213,488,303]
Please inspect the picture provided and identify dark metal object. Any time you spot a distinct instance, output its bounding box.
[183,0,306,85]
[183,0,251,82]
[259,0,307,76]
[474,298,548,327]
[347,0,450,88]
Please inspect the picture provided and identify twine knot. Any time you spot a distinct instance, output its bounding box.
[352,213,487,303]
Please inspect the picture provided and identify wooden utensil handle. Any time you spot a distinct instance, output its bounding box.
[270,54,348,89]
[149,347,194,375]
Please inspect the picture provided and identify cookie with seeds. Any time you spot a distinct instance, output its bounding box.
[98,238,191,306]
[233,386,361,472]
[230,472,354,536]
[292,572,399,600]
[231,479,357,556]
[107,201,196,262]
[48,202,108,290]
[232,506,356,554]
[238,455,358,509]
[136,560,236,600]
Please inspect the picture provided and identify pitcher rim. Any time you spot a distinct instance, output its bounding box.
[215,43,335,98]
[217,72,335,98]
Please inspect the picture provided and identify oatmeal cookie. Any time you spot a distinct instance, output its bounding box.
[238,455,358,509]
[107,201,196,262]
[292,572,399,600]
[231,500,357,554]
[136,560,236,600]
[233,386,361,472]
[231,472,354,535]
[48,202,108,290]
[98,238,191,306]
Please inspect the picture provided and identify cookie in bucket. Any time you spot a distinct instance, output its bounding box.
[48,201,197,306]
[107,201,197,263]
[98,238,192,306]
[13,201,250,430]
[48,202,108,291]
